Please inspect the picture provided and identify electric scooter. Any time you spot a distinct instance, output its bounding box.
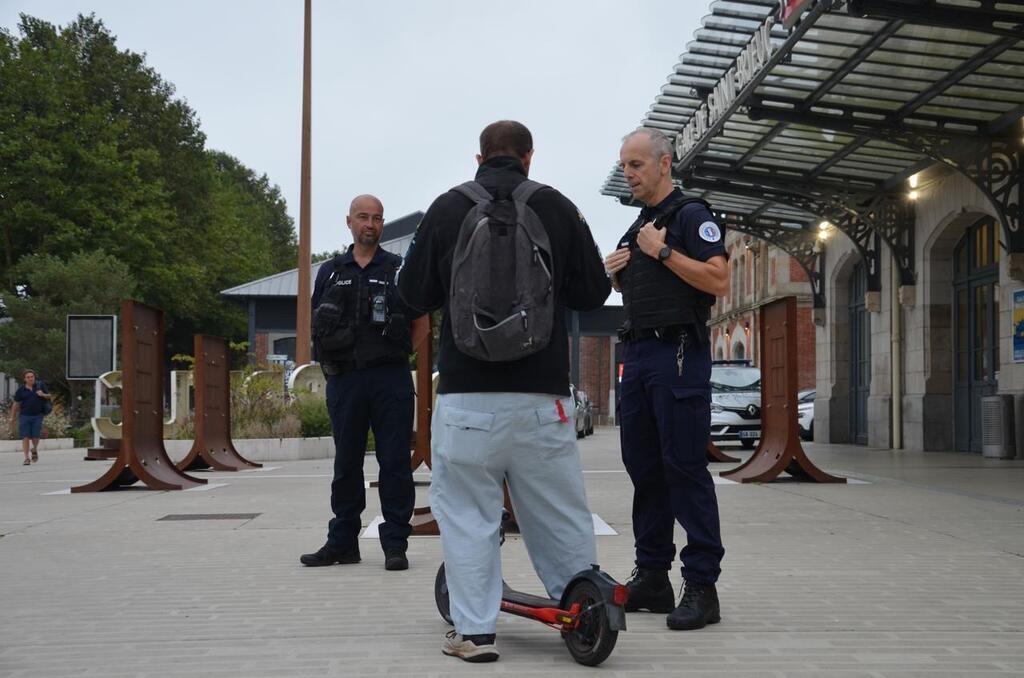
[433,512,628,666]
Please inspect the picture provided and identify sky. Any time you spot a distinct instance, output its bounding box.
[1,1,705,269]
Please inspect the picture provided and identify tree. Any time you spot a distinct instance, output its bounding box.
[0,14,297,355]
[0,250,137,397]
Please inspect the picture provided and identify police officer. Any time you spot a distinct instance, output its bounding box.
[604,128,729,630]
[300,194,415,572]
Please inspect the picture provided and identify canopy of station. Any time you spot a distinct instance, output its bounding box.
[601,0,1024,307]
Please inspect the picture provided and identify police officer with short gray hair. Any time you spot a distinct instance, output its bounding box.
[604,128,729,630]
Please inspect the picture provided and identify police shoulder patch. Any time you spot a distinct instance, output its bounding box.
[698,221,722,243]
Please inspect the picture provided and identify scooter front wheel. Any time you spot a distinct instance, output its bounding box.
[561,579,618,666]
[434,563,453,625]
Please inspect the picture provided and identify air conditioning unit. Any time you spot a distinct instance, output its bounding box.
[981,394,1015,459]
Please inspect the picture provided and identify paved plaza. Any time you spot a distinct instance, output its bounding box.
[2,430,1023,677]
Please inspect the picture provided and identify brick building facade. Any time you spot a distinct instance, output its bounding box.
[709,229,816,391]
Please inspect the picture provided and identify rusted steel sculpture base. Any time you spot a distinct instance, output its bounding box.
[722,297,845,484]
[178,335,261,472]
[408,315,440,536]
[707,442,740,463]
[72,301,206,492]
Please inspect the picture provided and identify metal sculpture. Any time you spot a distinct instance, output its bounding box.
[707,442,739,464]
[72,301,206,492]
[177,335,261,472]
[721,297,845,484]
[408,315,439,535]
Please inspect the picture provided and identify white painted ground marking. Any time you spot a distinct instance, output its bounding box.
[360,516,385,538]
[43,488,71,495]
[591,513,617,535]
[241,465,280,473]
[360,513,617,539]
[185,482,229,492]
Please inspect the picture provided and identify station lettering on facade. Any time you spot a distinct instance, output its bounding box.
[674,14,776,162]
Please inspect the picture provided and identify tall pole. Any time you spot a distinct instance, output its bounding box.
[295,0,312,365]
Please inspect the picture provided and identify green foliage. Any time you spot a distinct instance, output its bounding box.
[72,421,94,448]
[170,354,195,369]
[292,393,332,438]
[228,340,249,370]
[0,250,136,395]
[0,14,297,357]
[229,369,300,439]
[312,250,344,263]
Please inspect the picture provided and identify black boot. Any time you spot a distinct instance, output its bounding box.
[666,580,721,630]
[624,567,675,613]
[384,549,409,571]
[299,545,361,567]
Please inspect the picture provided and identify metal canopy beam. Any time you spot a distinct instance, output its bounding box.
[747,104,1023,255]
[685,165,914,289]
[682,173,886,292]
[848,0,1024,40]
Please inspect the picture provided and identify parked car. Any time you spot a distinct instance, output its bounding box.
[569,383,587,439]
[798,389,815,441]
[709,364,762,449]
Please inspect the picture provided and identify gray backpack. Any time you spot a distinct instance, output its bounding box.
[449,180,554,362]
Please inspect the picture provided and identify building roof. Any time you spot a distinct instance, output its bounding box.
[603,1,1023,206]
[601,0,1024,308]
[221,211,423,299]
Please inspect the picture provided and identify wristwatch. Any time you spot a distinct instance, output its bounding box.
[658,246,672,262]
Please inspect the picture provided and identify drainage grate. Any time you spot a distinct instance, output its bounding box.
[158,513,260,521]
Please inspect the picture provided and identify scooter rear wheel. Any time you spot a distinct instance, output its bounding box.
[561,579,617,666]
[434,563,453,625]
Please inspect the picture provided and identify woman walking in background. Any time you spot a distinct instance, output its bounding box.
[9,369,52,465]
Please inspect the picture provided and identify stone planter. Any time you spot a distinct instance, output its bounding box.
[0,438,75,453]
[163,436,335,462]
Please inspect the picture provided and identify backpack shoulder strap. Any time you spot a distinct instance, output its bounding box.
[510,179,548,205]
[452,181,493,205]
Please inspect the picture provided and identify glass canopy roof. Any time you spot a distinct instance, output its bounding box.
[601,0,1024,230]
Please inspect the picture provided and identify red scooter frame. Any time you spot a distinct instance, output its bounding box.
[433,514,628,666]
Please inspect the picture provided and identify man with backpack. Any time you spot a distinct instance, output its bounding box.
[9,369,53,465]
[603,127,729,631]
[299,194,415,572]
[399,120,610,662]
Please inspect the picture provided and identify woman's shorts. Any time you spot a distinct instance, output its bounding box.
[18,414,44,439]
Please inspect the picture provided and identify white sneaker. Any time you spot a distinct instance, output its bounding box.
[442,630,499,663]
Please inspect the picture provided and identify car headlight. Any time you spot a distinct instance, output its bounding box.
[710,402,724,413]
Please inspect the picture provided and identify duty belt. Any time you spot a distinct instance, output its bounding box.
[618,324,687,343]
[320,361,357,376]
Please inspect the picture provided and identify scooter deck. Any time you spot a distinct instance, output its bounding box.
[502,582,559,609]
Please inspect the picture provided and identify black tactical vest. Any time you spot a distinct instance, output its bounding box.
[313,251,410,368]
[618,195,718,336]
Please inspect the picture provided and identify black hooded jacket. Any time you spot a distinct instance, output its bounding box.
[398,156,611,395]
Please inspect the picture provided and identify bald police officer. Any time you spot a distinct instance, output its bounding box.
[301,194,415,572]
[604,128,729,631]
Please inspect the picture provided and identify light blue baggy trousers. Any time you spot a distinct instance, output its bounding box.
[431,392,598,635]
